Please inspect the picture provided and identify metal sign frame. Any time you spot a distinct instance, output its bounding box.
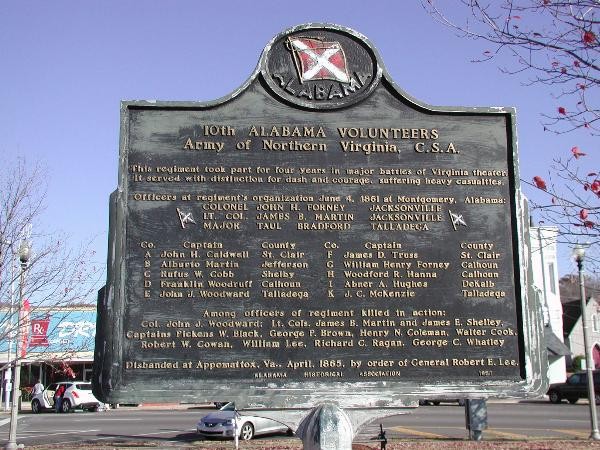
[93,23,547,408]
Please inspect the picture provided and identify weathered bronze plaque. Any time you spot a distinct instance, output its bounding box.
[94,24,546,407]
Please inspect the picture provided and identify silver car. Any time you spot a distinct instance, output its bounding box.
[196,402,292,440]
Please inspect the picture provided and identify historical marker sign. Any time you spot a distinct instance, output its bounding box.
[93,24,546,407]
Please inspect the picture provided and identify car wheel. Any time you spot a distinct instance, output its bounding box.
[31,399,42,414]
[595,394,600,405]
[61,399,72,413]
[568,397,579,404]
[548,391,561,404]
[432,401,441,406]
[239,422,254,440]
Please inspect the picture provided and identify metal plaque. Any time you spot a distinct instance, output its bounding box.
[93,23,547,408]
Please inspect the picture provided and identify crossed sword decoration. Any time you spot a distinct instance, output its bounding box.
[177,208,196,229]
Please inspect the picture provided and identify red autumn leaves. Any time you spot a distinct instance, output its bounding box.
[553,27,596,119]
[533,146,596,229]
[579,208,594,229]
[533,176,547,190]
[583,30,596,46]
[571,146,586,158]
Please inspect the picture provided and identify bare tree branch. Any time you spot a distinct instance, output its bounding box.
[423,0,600,272]
[0,158,103,364]
[423,0,599,134]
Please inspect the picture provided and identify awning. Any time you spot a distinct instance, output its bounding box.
[545,327,571,356]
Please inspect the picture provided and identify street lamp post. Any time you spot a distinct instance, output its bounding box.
[5,239,31,450]
[573,243,600,441]
[4,257,15,412]
[0,240,15,412]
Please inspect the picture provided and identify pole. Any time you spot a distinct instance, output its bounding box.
[234,408,239,450]
[5,263,25,450]
[465,399,487,440]
[577,256,600,440]
[5,237,30,450]
[4,252,15,412]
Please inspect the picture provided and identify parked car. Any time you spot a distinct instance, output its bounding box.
[31,381,105,413]
[197,402,292,440]
[546,371,600,404]
[419,399,465,406]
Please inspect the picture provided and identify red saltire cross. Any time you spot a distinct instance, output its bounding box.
[288,37,350,84]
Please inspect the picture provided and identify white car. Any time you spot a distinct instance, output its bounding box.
[31,381,105,413]
[197,402,292,440]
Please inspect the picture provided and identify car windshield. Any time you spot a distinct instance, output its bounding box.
[220,402,235,411]
[75,383,92,390]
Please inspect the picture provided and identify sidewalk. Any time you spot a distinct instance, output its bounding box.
[22,439,600,449]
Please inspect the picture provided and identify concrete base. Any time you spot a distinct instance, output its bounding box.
[296,403,353,450]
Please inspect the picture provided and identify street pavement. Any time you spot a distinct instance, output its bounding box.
[4,398,600,448]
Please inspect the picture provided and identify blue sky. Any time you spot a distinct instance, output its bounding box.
[1,0,596,286]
